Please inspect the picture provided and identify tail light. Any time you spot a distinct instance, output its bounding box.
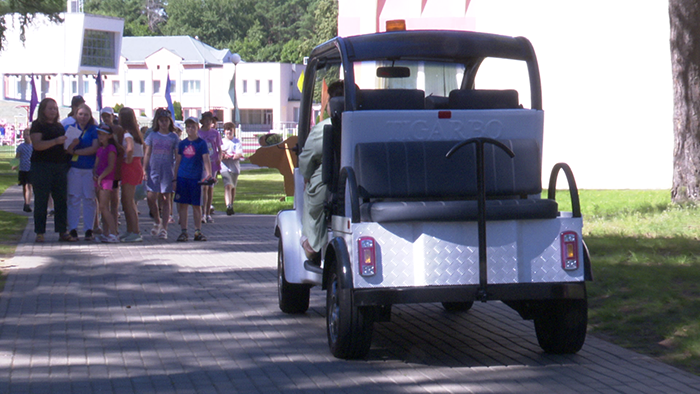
[560,231,579,271]
[358,237,377,276]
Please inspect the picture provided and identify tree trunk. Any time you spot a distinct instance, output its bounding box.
[670,0,700,202]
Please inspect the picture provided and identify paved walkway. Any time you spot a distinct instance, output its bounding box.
[1,185,700,393]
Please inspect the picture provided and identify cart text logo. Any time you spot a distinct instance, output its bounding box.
[385,120,503,140]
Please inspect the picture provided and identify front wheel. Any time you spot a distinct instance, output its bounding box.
[326,270,373,359]
[277,238,310,314]
[534,298,587,354]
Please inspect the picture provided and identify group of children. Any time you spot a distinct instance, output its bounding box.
[16,106,244,243]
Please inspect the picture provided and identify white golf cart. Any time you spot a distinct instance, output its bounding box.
[275,28,591,359]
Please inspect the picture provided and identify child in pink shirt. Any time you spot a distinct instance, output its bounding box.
[93,126,119,243]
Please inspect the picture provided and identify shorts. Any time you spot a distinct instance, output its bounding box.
[98,178,115,191]
[18,170,30,186]
[173,177,201,206]
[220,171,239,187]
[146,160,174,193]
[121,157,143,186]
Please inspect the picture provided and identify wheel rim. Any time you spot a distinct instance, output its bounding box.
[328,277,340,344]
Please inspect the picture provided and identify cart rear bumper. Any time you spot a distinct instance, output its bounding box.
[352,281,586,306]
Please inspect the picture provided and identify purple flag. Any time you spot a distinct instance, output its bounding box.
[95,70,103,111]
[165,73,175,120]
[29,75,38,122]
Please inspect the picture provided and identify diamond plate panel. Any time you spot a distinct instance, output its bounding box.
[348,217,585,289]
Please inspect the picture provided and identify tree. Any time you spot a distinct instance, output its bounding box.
[0,0,64,51]
[84,0,165,36]
[670,0,700,202]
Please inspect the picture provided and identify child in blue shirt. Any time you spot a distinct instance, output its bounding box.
[13,128,33,212]
[173,117,212,242]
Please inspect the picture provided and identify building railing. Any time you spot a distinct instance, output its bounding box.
[240,122,298,156]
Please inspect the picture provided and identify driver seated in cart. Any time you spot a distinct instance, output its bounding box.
[299,80,344,265]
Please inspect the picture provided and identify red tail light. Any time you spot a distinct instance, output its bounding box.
[560,231,579,271]
[358,237,377,276]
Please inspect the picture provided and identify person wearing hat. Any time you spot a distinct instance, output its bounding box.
[173,117,212,242]
[197,111,222,223]
[61,95,85,127]
[93,125,119,243]
[98,106,124,233]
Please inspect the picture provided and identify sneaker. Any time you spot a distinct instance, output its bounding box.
[194,230,207,241]
[168,215,175,224]
[59,232,78,242]
[206,215,214,223]
[119,233,129,241]
[35,233,44,243]
[23,204,32,213]
[84,230,94,241]
[210,205,215,215]
[48,210,55,217]
[70,229,78,239]
[158,228,168,239]
[226,205,234,216]
[123,232,143,243]
[151,224,161,236]
[95,234,107,243]
[103,234,119,243]
[177,232,188,242]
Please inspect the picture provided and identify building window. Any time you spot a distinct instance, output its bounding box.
[182,80,201,94]
[242,80,247,93]
[255,80,260,93]
[241,109,273,125]
[71,81,78,94]
[127,81,133,94]
[83,81,90,94]
[169,80,176,93]
[80,30,116,68]
[112,81,120,95]
[139,80,146,94]
[268,80,273,93]
[153,80,161,94]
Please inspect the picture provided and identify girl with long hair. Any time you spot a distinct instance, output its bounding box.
[117,107,145,242]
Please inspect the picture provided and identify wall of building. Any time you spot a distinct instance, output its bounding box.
[337,0,672,189]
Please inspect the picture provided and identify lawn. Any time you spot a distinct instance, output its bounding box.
[0,150,698,375]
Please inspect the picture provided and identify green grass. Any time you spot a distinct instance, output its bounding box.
[211,167,293,215]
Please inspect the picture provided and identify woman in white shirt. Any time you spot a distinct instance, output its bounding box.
[117,107,145,242]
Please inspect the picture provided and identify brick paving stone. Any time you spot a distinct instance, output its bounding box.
[2,185,700,393]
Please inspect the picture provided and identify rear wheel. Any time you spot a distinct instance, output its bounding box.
[326,270,373,359]
[534,298,587,354]
[277,238,310,314]
[442,301,474,312]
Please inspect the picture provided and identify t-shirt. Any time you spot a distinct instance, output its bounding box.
[15,142,33,171]
[177,137,209,180]
[30,121,67,164]
[65,121,98,169]
[198,128,222,173]
[145,131,179,170]
[95,144,117,181]
[221,137,243,174]
[123,132,144,158]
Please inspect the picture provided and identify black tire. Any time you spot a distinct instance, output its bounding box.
[534,297,588,354]
[442,301,474,312]
[326,270,373,359]
[277,238,310,314]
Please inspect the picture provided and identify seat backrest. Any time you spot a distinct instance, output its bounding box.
[354,139,541,199]
[448,89,520,110]
[357,89,425,110]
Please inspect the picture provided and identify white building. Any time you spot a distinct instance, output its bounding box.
[339,0,674,189]
[0,2,305,140]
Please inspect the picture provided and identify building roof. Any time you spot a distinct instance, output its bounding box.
[121,36,232,66]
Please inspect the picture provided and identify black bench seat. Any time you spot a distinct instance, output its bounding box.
[352,140,557,223]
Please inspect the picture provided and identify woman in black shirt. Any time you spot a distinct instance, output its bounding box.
[29,98,76,242]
